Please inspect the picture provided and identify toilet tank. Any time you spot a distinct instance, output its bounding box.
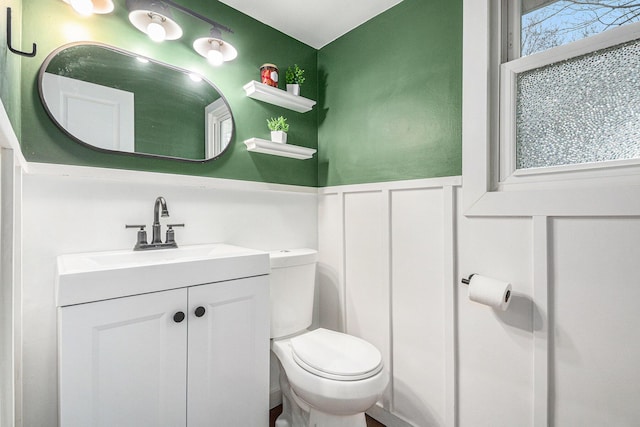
[269,249,318,339]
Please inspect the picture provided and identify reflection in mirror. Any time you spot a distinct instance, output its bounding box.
[38,42,234,161]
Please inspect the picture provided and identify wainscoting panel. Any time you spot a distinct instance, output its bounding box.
[319,177,461,426]
[317,192,343,332]
[457,214,534,427]
[344,190,392,407]
[391,188,446,426]
[550,217,640,426]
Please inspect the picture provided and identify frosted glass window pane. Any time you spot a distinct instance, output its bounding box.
[516,38,640,170]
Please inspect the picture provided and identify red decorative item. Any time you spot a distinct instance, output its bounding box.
[260,64,279,88]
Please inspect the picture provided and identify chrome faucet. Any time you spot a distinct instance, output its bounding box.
[126,196,184,250]
[152,196,169,244]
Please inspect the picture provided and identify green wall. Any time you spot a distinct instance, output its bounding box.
[317,0,462,186]
[5,0,463,188]
[0,0,22,136]
[19,0,318,186]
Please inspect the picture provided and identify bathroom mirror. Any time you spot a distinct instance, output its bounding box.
[38,42,234,162]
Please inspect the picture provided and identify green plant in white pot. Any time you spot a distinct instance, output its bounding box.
[267,116,290,144]
[285,64,305,96]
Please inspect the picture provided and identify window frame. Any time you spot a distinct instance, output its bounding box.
[500,21,640,187]
[462,0,640,217]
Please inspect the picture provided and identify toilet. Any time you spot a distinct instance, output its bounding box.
[269,249,388,427]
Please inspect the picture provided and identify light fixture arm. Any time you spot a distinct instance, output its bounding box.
[162,0,233,34]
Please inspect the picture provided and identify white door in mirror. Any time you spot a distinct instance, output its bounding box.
[42,72,135,152]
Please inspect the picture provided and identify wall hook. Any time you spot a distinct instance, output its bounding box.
[6,7,37,58]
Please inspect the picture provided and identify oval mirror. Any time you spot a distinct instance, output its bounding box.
[38,42,234,162]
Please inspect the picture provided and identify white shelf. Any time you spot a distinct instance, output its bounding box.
[243,81,316,113]
[243,138,316,160]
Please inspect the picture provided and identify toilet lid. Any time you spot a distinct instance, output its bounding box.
[290,328,383,381]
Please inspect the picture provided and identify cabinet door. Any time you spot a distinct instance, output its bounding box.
[59,289,188,427]
[187,276,270,427]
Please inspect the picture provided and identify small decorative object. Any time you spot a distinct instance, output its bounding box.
[267,116,289,144]
[285,64,305,96]
[260,63,279,88]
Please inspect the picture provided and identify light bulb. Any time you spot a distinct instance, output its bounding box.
[70,0,94,16]
[147,16,166,42]
[207,42,224,66]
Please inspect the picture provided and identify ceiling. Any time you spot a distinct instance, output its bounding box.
[218,0,404,49]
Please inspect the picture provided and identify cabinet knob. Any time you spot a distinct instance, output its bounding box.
[194,306,206,318]
[173,311,185,323]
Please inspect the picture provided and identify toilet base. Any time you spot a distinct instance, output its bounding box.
[276,391,368,427]
[276,359,368,427]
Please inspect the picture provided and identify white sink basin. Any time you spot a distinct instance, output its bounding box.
[56,244,269,306]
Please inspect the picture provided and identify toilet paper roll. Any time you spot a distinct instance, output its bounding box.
[467,274,512,311]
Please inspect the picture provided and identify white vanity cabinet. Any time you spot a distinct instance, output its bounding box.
[186,277,269,426]
[56,244,270,427]
[59,288,189,427]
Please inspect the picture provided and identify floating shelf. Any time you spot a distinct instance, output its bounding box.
[244,138,316,160]
[243,81,316,113]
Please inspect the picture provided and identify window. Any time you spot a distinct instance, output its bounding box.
[517,0,640,59]
[500,1,640,183]
[462,0,640,216]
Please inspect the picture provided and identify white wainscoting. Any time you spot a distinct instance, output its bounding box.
[320,176,640,427]
[550,217,640,426]
[318,177,461,427]
[18,164,318,427]
[457,213,534,427]
[10,160,640,426]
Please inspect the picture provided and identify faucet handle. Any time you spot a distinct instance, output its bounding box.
[125,224,148,249]
[165,224,184,245]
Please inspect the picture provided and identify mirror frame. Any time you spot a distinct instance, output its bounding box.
[37,41,235,163]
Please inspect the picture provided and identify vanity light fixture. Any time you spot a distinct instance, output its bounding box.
[95,0,237,65]
[126,0,183,42]
[63,0,114,16]
[193,27,237,67]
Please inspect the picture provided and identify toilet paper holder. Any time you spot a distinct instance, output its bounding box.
[461,274,475,285]
[461,273,512,304]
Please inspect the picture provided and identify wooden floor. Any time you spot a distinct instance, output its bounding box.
[269,405,385,427]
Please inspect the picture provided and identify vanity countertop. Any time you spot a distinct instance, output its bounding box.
[56,243,269,306]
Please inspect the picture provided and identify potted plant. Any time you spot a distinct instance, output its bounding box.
[267,116,289,144]
[285,64,305,96]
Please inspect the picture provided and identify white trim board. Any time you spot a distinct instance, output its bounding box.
[320,176,462,195]
[533,216,549,427]
[0,102,27,169]
[5,162,462,198]
[25,163,318,195]
[0,149,18,427]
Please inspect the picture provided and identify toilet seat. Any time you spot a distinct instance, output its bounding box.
[290,328,383,381]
